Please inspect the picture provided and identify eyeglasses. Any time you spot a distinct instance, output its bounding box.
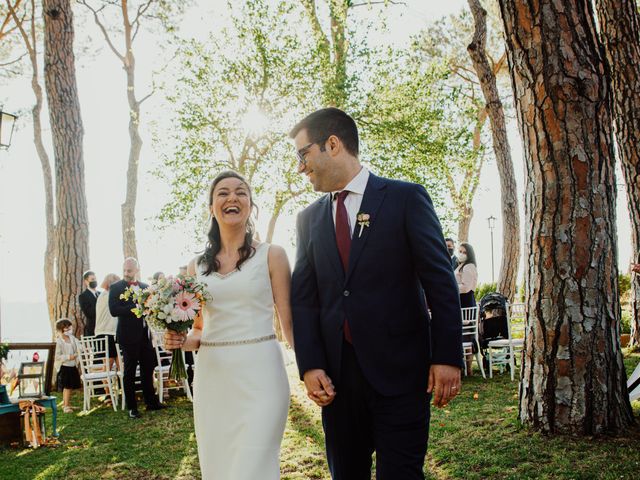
[296,143,314,165]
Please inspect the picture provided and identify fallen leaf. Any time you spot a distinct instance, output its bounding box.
[473,392,479,400]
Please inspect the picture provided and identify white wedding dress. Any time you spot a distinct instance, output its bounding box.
[193,243,290,479]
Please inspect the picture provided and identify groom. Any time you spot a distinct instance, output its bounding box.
[290,108,463,479]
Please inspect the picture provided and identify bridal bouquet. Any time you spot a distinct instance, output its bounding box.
[121,275,211,380]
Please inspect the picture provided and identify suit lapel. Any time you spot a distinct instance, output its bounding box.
[314,193,345,280]
[345,174,387,284]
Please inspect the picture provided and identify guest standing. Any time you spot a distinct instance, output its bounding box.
[78,270,99,336]
[446,237,459,270]
[109,258,164,419]
[95,273,121,371]
[54,318,82,413]
[455,242,478,308]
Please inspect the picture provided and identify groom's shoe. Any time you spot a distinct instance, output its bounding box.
[128,409,141,419]
[146,403,167,411]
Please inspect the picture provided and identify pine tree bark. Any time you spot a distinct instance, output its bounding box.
[467,0,520,301]
[43,0,90,336]
[8,0,57,334]
[498,0,634,434]
[596,0,640,348]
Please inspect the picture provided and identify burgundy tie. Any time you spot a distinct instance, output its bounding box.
[335,191,353,343]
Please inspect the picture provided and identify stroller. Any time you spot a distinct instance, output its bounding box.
[478,293,509,364]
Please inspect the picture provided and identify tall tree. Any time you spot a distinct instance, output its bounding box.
[79,0,182,260]
[6,0,57,332]
[43,0,90,335]
[498,0,634,433]
[414,3,509,242]
[467,0,519,300]
[358,54,478,229]
[154,0,318,244]
[299,0,350,108]
[596,0,640,348]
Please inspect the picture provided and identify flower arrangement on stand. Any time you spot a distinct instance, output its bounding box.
[121,276,211,380]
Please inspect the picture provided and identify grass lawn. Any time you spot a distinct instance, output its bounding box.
[1,349,639,480]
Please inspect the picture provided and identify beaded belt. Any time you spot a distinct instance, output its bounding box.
[200,334,276,347]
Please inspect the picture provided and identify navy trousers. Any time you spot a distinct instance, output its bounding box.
[321,341,431,480]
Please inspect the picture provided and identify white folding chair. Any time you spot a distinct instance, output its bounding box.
[78,336,118,412]
[151,330,192,403]
[487,302,525,380]
[461,306,486,378]
[114,343,126,410]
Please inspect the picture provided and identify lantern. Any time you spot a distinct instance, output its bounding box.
[17,362,44,398]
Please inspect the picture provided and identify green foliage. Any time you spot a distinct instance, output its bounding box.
[621,310,632,334]
[356,52,478,225]
[153,0,480,240]
[153,0,320,240]
[619,273,631,299]
[0,342,8,361]
[475,282,497,301]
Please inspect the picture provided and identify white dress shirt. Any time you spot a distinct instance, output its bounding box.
[331,167,370,236]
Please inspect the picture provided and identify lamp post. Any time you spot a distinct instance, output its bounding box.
[0,109,17,342]
[487,215,496,284]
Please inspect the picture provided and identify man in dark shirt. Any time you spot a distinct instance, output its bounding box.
[78,270,99,336]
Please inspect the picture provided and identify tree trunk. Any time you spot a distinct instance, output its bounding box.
[328,0,348,109]
[467,0,519,301]
[121,0,140,260]
[43,0,90,336]
[121,57,141,260]
[498,0,634,434]
[8,0,57,335]
[457,204,473,243]
[596,0,640,348]
[300,0,349,108]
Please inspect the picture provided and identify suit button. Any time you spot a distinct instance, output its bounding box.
[343,290,350,297]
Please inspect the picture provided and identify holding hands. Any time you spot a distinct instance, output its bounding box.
[303,369,336,407]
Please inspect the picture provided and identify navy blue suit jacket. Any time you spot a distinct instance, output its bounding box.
[291,174,464,396]
[108,280,150,346]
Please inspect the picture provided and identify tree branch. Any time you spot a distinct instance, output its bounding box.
[0,51,27,67]
[350,1,406,7]
[79,0,125,62]
[299,0,330,53]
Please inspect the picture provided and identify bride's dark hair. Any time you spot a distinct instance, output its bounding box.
[198,170,256,276]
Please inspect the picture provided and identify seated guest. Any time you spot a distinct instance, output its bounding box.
[95,273,121,371]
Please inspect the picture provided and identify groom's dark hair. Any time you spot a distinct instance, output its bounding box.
[289,107,359,157]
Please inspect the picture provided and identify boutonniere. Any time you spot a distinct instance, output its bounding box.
[356,212,370,238]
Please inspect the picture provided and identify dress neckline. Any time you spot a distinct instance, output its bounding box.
[211,243,267,279]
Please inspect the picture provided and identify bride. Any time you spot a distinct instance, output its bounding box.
[165,170,293,479]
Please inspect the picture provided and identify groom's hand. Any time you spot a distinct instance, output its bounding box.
[303,369,336,407]
[428,364,461,408]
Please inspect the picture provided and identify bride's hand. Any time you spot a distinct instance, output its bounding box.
[164,330,186,350]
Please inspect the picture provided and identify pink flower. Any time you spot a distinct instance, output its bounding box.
[173,291,200,322]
